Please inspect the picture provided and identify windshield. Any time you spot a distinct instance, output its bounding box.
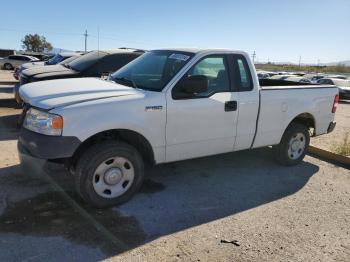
[59,55,79,65]
[45,54,63,65]
[68,51,107,72]
[111,50,194,91]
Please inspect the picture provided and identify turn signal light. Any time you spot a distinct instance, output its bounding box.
[52,115,63,129]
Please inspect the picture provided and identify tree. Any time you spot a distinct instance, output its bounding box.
[21,34,53,52]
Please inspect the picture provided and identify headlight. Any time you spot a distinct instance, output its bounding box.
[23,108,63,136]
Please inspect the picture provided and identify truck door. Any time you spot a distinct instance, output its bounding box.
[165,54,239,162]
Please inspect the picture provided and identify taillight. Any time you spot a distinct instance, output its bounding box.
[332,94,339,113]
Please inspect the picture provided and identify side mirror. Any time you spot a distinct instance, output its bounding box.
[178,75,208,94]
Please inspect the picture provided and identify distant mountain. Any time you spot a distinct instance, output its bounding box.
[321,60,350,66]
[256,60,350,67]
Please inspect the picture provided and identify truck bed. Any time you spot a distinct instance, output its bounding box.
[259,78,336,90]
[252,79,338,149]
[259,78,313,87]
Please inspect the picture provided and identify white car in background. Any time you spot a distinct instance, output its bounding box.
[269,74,291,80]
[0,54,39,70]
[285,76,311,83]
[257,72,270,79]
[19,52,81,71]
[318,78,350,99]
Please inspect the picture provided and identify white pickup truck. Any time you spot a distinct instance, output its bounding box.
[18,49,339,207]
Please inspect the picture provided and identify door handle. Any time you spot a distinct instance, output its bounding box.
[225,101,237,112]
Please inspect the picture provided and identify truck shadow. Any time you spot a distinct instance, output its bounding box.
[0,148,319,259]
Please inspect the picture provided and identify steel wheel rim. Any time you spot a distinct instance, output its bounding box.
[93,156,135,198]
[287,132,306,160]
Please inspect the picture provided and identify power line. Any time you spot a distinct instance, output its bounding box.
[0,27,82,36]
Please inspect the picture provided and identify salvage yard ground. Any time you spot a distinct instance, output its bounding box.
[0,70,349,261]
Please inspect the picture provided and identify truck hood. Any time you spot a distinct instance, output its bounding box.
[20,78,140,110]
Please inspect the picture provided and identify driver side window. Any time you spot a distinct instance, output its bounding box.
[173,55,230,99]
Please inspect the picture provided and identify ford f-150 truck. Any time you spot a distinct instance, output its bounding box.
[18,49,339,207]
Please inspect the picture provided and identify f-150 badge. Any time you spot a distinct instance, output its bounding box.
[145,106,163,112]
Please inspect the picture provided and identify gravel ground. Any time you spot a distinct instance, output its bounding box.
[0,70,349,261]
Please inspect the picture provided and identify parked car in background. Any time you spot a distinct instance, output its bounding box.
[285,76,311,83]
[0,54,39,70]
[266,72,278,77]
[270,74,291,80]
[326,75,348,80]
[14,52,82,80]
[310,74,326,83]
[18,48,338,207]
[257,72,270,79]
[15,49,144,104]
[318,78,350,99]
[21,53,54,61]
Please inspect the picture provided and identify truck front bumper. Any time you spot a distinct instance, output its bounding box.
[18,128,81,160]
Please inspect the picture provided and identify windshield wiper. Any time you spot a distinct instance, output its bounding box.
[113,77,138,89]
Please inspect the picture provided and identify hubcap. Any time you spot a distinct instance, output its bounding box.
[104,168,122,185]
[288,132,306,160]
[93,156,135,198]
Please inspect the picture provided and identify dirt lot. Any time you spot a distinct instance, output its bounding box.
[0,70,349,261]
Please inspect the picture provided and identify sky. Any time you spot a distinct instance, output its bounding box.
[0,0,349,64]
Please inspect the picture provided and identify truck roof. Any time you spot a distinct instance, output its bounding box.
[154,48,247,55]
[101,48,145,54]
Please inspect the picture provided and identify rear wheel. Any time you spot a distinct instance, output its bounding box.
[4,63,13,70]
[74,141,144,208]
[273,123,310,166]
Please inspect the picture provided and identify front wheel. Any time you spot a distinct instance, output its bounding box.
[74,141,144,208]
[273,123,310,166]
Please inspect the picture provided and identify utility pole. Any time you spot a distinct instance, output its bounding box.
[84,30,88,52]
[97,27,100,52]
[298,55,301,68]
[252,51,256,64]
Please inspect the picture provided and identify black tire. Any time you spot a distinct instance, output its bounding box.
[74,141,144,208]
[4,63,13,70]
[273,123,310,166]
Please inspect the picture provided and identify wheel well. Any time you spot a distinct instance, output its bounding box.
[70,129,155,169]
[288,113,315,133]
